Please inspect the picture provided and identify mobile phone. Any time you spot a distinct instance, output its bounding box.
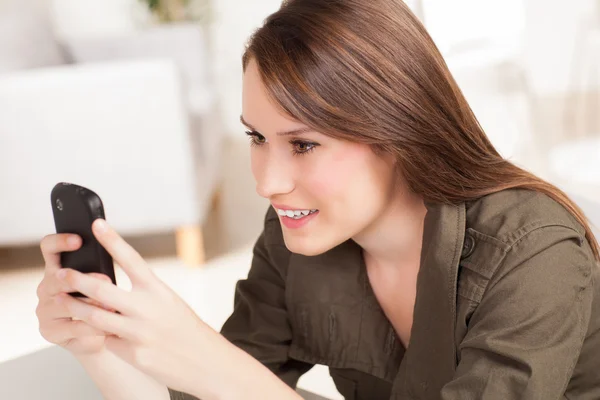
[50,182,116,297]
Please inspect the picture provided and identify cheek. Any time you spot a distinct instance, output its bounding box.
[305,166,344,198]
[303,145,373,203]
[303,161,348,201]
[249,149,263,180]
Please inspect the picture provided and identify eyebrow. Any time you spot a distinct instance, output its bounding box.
[240,116,314,137]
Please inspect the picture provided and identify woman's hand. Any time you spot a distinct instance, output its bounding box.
[36,233,115,356]
[54,218,232,398]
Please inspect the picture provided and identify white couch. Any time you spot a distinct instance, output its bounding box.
[0,0,221,266]
[0,58,219,265]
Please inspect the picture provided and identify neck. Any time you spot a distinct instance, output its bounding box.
[352,191,427,269]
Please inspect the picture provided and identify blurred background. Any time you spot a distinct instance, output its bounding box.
[0,0,599,398]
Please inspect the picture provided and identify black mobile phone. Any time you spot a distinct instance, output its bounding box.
[50,182,116,298]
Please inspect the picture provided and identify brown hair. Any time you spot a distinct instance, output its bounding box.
[242,0,600,261]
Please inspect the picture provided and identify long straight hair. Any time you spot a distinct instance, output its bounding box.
[242,0,600,261]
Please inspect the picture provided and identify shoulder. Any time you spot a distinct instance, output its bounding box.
[465,188,586,244]
[461,188,595,290]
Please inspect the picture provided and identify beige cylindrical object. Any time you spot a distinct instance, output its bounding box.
[175,225,205,267]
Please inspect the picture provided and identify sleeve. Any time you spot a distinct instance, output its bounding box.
[168,209,313,400]
[441,227,595,400]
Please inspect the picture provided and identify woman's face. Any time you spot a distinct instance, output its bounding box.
[242,59,398,256]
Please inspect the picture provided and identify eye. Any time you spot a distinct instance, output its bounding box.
[290,140,318,156]
[245,130,319,156]
[245,130,266,147]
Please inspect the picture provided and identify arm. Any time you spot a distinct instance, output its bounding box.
[169,208,313,399]
[70,209,301,400]
[441,228,594,399]
[79,346,300,400]
[76,350,169,400]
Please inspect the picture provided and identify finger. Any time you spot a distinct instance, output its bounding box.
[42,272,110,299]
[58,269,136,316]
[37,296,71,320]
[91,219,154,287]
[58,293,137,341]
[66,319,108,337]
[85,273,116,311]
[81,297,117,313]
[42,270,78,297]
[42,272,114,308]
[38,291,110,321]
[40,234,82,272]
[88,273,113,282]
[42,319,107,343]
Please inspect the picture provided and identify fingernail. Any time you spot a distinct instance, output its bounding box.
[95,219,107,233]
[67,236,79,247]
[57,269,67,279]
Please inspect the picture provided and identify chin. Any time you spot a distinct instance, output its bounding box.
[282,235,336,257]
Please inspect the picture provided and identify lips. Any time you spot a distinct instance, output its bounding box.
[272,203,318,216]
[277,209,318,218]
[278,209,319,229]
[272,203,316,210]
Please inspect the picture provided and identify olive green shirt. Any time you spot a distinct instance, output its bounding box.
[169,189,600,399]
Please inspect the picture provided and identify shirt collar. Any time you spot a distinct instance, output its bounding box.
[392,200,466,397]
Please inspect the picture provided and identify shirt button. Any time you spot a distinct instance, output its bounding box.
[461,234,476,258]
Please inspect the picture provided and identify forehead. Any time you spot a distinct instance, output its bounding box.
[242,59,264,98]
[242,60,298,129]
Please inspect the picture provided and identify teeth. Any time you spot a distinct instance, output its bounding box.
[276,208,318,218]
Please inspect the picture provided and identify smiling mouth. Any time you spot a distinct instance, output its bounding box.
[276,209,319,219]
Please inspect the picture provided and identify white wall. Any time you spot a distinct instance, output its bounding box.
[0,0,66,72]
[209,0,282,137]
[423,0,525,55]
[36,0,600,128]
[522,0,598,95]
[208,0,600,133]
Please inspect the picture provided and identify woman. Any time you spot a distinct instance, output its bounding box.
[35,1,600,399]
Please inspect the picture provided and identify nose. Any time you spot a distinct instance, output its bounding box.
[254,152,295,199]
